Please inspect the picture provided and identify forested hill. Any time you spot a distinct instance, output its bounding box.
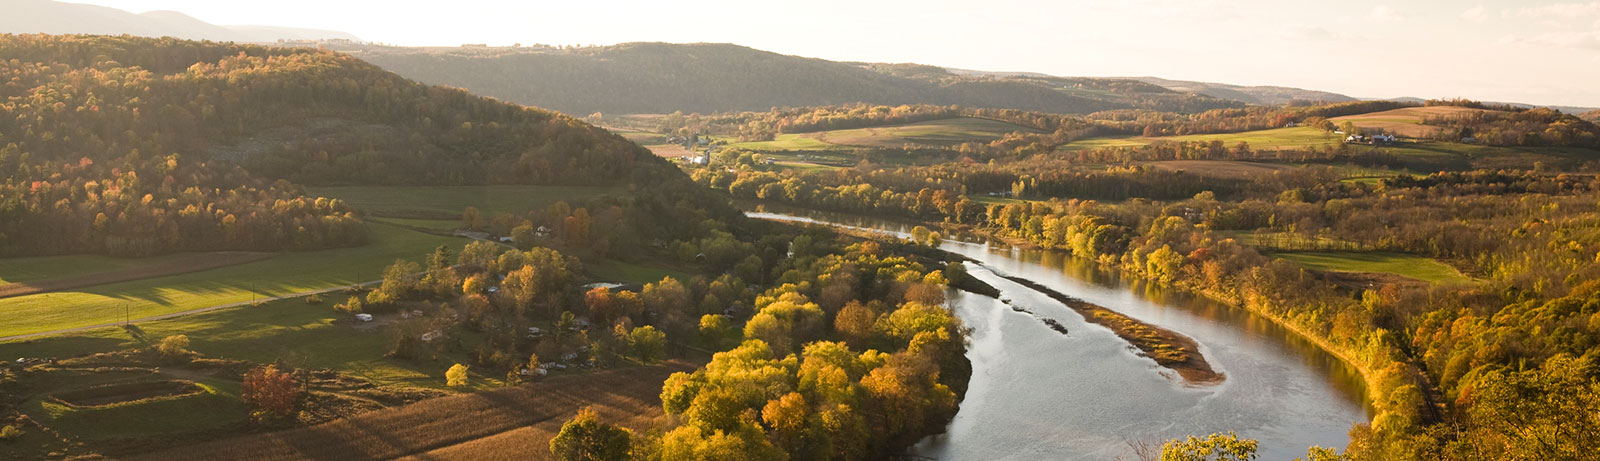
[350,42,1243,115]
[0,34,709,257]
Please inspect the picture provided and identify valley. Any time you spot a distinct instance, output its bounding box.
[1,5,1599,460]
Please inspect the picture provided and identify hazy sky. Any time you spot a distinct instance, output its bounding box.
[68,0,1600,107]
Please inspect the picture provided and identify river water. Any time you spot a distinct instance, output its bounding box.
[745,205,1370,460]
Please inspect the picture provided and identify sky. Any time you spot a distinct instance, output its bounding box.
[64,0,1600,107]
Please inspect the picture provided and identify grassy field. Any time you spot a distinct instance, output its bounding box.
[0,225,457,338]
[729,117,1034,151]
[1060,127,1344,152]
[1272,251,1474,284]
[1058,125,1597,172]
[1142,160,1298,179]
[20,369,247,442]
[0,294,494,390]
[729,133,836,151]
[372,217,462,231]
[0,253,214,285]
[308,185,621,217]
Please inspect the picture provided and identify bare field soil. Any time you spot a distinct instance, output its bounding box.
[0,251,273,299]
[1331,106,1490,138]
[645,143,696,158]
[128,361,697,461]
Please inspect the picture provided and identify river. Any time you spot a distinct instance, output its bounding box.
[744,204,1370,460]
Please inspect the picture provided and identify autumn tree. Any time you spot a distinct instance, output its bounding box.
[835,301,876,348]
[334,295,364,315]
[1160,432,1258,461]
[502,265,540,315]
[550,407,633,461]
[446,363,470,387]
[156,335,190,357]
[628,326,667,363]
[242,364,300,422]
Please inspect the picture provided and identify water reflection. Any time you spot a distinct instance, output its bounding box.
[745,203,1370,460]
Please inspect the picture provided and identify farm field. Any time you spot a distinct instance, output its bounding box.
[307,185,621,218]
[1272,251,1474,285]
[644,142,697,159]
[1060,126,1343,151]
[125,362,697,461]
[1329,106,1488,138]
[0,225,458,338]
[371,217,462,231]
[0,253,213,286]
[0,252,274,300]
[729,117,1035,151]
[0,295,495,390]
[1142,160,1297,179]
[1058,125,1597,171]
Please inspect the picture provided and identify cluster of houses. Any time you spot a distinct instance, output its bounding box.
[1343,133,1398,144]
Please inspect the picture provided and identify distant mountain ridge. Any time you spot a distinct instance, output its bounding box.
[1116,76,1359,105]
[0,0,359,42]
[348,42,1243,115]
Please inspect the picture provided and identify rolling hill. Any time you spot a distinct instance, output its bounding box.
[0,0,359,42]
[0,34,716,257]
[347,42,1244,115]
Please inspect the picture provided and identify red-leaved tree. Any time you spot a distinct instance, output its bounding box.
[241,365,300,421]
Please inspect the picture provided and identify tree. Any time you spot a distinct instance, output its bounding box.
[629,326,667,363]
[642,277,691,316]
[458,239,501,270]
[462,206,483,230]
[1146,245,1184,283]
[503,265,540,314]
[334,295,364,315]
[512,221,538,249]
[368,259,422,305]
[698,314,730,348]
[835,301,876,347]
[527,353,541,372]
[550,407,633,461]
[446,363,470,387]
[1160,432,1258,461]
[156,335,190,356]
[242,365,299,421]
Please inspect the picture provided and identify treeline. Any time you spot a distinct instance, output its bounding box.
[1097,100,1417,137]
[1421,107,1600,148]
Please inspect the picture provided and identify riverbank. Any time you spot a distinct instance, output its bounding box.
[961,223,1384,408]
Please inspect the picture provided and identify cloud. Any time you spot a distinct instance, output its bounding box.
[1369,5,1403,22]
[1513,2,1600,19]
[1461,5,1488,23]
[1502,30,1600,51]
[1283,24,1341,41]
